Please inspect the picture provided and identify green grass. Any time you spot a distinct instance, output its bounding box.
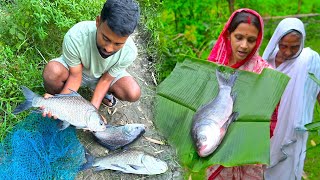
[0,0,105,141]
[305,132,320,179]
[0,45,44,141]
[304,103,320,180]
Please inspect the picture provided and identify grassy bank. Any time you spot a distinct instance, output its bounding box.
[0,0,105,140]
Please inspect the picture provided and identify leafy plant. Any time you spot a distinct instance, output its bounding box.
[146,0,320,83]
[0,45,43,141]
[0,0,104,59]
[0,0,105,141]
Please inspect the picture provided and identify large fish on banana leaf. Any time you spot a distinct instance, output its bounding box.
[192,69,239,157]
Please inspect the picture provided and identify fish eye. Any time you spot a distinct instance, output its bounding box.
[199,135,207,141]
[99,121,104,126]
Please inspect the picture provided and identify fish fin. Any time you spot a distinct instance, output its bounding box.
[13,101,33,114]
[230,112,239,123]
[215,69,228,87]
[219,112,239,143]
[228,71,238,88]
[79,148,95,171]
[13,86,39,114]
[128,164,143,170]
[54,89,81,97]
[58,121,70,131]
[111,164,127,171]
[93,166,106,172]
[103,143,118,151]
[221,112,239,130]
[215,69,238,88]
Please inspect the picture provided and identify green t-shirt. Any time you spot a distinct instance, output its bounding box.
[62,21,137,78]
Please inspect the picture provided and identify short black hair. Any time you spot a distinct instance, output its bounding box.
[228,12,261,33]
[100,0,140,37]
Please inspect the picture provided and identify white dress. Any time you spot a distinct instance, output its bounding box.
[262,18,320,180]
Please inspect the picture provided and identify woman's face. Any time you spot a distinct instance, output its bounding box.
[277,32,301,61]
[228,23,259,63]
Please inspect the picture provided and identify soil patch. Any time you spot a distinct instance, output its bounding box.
[76,30,184,180]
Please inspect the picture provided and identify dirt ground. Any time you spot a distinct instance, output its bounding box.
[76,30,184,180]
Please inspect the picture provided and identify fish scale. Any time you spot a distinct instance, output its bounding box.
[35,96,94,127]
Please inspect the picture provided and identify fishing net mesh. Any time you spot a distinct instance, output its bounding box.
[0,113,85,180]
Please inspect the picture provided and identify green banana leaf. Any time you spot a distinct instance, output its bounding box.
[305,121,320,131]
[155,59,290,179]
[309,72,320,86]
[305,73,320,132]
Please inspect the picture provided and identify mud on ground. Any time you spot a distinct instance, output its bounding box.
[76,30,184,180]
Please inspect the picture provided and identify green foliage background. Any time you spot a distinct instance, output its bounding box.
[0,0,105,140]
[146,0,320,82]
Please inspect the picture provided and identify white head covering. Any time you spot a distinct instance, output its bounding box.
[262,18,305,63]
[263,18,320,179]
[263,18,308,132]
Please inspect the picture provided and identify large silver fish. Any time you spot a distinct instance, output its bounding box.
[192,69,239,157]
[81,149,168,175]
[13,86,106,132]
[93,124,145,150]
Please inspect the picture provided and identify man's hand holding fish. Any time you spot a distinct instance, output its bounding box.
[13,86,107,132]
[41,93,107,124]
[41,93,57,119]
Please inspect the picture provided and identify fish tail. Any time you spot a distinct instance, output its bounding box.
[13,86,40,114]
[215,69,238,88]
[79,148,95,171]
[229,112,239,123]
[228,71,238,88]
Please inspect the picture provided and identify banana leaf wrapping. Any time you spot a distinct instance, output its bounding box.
[155,59,290,178]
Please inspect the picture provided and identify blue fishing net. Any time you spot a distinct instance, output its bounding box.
[0,113,85,180]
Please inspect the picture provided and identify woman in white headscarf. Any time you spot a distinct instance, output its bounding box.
[262,18,320,180]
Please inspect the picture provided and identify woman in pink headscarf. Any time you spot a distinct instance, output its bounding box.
[207,8,277,179]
